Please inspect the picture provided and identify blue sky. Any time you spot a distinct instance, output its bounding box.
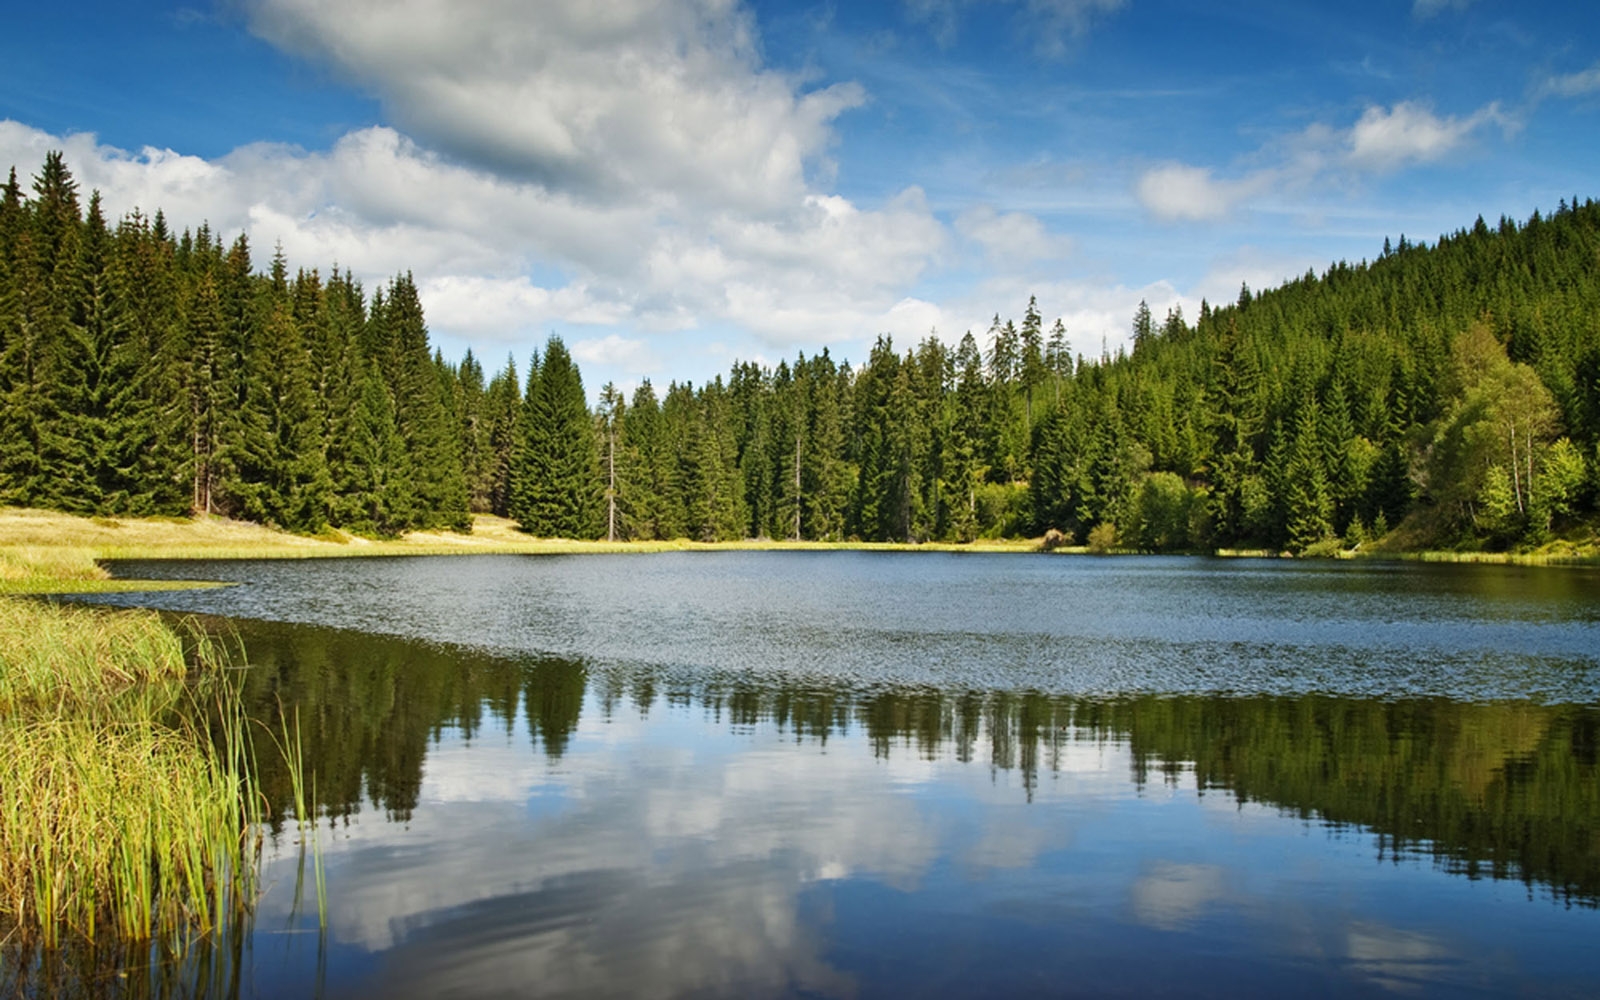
[2,1,1597,393]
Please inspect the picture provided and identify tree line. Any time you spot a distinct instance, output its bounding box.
[3,152,1597,550]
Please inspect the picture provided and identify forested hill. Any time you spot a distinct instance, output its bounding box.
[2,151,1597,550]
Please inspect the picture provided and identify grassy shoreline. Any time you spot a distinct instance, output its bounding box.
[0,599,261,958]
[1,507,1595,595]
[0,507,1041,593]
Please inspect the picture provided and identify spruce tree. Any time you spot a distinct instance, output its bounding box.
[334,357,413,536]
[381,274,469,531]
[484,355,522,518]
[510,336,600,537]
[0,153,79,505]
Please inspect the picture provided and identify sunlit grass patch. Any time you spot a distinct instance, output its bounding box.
[0,713,257,948]
[0,599,262,955]
[0,600,189,715]
[0,545,106,584]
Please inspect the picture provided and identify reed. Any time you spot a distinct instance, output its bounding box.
[0,598,262,955]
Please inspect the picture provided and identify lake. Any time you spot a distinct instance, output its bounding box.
[70,554,1600,997]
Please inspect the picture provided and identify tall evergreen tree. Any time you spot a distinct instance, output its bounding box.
[380,274,469,531]
[510,336,600,537]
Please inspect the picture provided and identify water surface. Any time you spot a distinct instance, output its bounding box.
[68,554,1600,996]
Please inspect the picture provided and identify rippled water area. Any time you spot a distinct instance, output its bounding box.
[83,553,1600,998]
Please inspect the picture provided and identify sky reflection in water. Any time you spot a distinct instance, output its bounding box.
[75,555,1600,997]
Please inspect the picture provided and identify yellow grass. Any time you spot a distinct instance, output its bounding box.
[0,507,1041,593]
[10,506,1588,589]
[0,599,260,952]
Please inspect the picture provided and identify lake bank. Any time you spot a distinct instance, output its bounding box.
[50,549,1600,997]
[0,598,262,965]
[2,506,1595,595]
[0,507,1038,593]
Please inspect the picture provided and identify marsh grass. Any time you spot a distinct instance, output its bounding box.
[0,600,190,716]
[0,598,263,965]
[270,705,326,931]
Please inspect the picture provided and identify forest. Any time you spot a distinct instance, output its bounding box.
[2,151,1597,551]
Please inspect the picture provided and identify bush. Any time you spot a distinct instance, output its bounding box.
[1087,522,1118,553]
[974,482,1030,538]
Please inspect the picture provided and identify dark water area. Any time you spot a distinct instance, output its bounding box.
[62,555,1600,996]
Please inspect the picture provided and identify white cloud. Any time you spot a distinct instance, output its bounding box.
[1134,164,1272,223]
[244,0,863,217]
[955,205,1073,263]
[1538,61,1600,99]
[1344,101,1506,171]
[421,276,627,342]
[1133,99,1510,223]
[0,1,969,386]
[570,334,662,374]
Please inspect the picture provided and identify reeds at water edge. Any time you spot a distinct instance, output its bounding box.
[0,599,265,957]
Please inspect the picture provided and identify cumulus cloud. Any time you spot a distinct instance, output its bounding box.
[1133,99,1509,223]
[1,0,956,383]
[1133,164,1274,223]
[570,334,662,374]
[421,276,628,343]
[1344,100,1508,171]
[244,0,862,215]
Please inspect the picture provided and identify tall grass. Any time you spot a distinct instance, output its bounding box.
[274,706,327,931]
[0,599,189,716]
[0,599,263,958]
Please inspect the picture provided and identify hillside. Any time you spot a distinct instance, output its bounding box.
[3,149,1596,552]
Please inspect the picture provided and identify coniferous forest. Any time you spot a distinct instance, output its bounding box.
[3,152,1598,551]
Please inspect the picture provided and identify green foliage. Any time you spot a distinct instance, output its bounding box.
[1086,521,1117,553]
[510,336,601,538]
[4,149,1598,549]
[1128,472,1206,552]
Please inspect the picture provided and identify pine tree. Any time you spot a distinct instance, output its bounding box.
[1044,318,1071,407]
[42,191,117,513]
[618,380,667,539]
[1282,403,1333,551]
[186,271,226,514]
[251,302,330,531]
[511,336,600,537]
[0,152,80,505]
[1019,296,1047,432]
[381,274,469,531]
[484,355,522,518]
[1131,299,1154,354]
[457,349,491,512]
[334,356,413,536]
[803,353,851,541]
[598,381,624,542]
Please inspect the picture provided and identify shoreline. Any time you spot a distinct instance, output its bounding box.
[1,507,1595,594]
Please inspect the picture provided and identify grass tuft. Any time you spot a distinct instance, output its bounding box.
[0,598,262,957]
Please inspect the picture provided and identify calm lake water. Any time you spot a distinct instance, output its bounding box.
[72,555,1600,996]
